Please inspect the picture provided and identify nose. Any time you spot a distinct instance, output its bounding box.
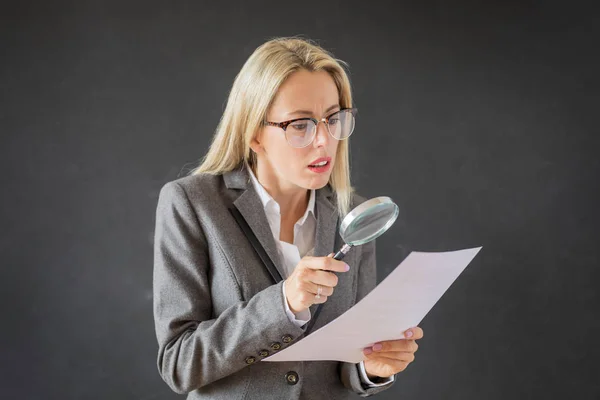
[312,120,330,148]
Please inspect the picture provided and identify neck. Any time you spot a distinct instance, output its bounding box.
[251,161,310,220]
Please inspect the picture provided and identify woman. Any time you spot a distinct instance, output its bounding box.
[153,37,423,400]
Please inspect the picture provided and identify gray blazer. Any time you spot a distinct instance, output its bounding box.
[153,164,396,399]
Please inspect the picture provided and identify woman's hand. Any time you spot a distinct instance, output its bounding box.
[363,327,424,379]
[284,253,350,314]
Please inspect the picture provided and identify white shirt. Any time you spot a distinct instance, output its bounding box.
[246,165,394,387]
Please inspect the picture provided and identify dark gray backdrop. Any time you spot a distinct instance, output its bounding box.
[1,1,598,399]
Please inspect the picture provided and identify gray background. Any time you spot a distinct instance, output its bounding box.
[1,1,598,399]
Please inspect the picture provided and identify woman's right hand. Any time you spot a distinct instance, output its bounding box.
[284,253,350,314]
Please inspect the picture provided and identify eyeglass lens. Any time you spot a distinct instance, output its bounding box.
[286,109,355,148]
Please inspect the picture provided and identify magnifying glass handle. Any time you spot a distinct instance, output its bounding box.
[333,243,353,260]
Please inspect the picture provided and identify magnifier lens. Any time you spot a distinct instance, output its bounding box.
[343,203,398,245]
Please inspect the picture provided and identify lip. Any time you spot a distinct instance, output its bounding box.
[308,156,331,166]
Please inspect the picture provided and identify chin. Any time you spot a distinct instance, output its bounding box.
[307,176,331,190]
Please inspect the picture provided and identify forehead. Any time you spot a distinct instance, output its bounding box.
[268,69,339,117]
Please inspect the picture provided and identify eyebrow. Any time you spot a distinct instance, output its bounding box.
[285,104,340,117]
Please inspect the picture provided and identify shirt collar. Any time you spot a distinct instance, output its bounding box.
[246,163,315,223]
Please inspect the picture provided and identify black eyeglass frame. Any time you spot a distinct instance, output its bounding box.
[262,107,358,147]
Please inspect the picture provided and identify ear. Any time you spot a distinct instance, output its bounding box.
[250,131,263,154]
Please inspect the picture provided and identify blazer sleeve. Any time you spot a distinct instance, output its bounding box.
[339,238,397,397]
[153,182,306,394]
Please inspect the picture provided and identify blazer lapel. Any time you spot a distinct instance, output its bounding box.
[313,186,339,258]
[308,183,340,328]
[224,166,287,282]
[223,164,341,305]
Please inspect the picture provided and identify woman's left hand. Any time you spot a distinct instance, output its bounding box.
[362,326,424,379]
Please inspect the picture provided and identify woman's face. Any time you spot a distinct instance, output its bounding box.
[252,69,341,192]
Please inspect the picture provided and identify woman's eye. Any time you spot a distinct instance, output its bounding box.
[291,123,308,131]
[329,118,340,125]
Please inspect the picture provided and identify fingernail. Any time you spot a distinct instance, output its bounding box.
[344,264,350,271]
[373,343,383,351]
[405,329,413,338]
[363,348,373,355]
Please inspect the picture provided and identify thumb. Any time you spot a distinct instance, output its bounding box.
[327,252,334,258]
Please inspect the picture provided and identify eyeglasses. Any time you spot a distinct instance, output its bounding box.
[263,107,357,148]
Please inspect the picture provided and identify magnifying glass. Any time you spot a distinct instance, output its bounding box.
[303,196,399,333]
[333,196,399,260]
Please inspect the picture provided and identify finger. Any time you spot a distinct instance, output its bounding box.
[369,339,418,353]
[309,281,334,297]
[296,290,328,307]
[363,350,415,363]
[294,266,337,288]
[309,269,340,288]
[403,326,424,340]
[365,356,408,372]
[303,256,349,273]
[311,294,328,305]
[293,275,335,296]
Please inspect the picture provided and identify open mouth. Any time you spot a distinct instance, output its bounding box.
[308,156,331,168]
[307,157,331,173]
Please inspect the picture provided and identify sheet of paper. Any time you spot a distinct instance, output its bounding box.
[263,247,482,363]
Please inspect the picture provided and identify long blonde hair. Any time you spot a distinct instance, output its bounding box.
[191,36,356,218]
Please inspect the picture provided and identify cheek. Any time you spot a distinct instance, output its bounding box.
[264,135,292,160]
[270,145,304,170]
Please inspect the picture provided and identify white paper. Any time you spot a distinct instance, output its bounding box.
[263,247,482,363]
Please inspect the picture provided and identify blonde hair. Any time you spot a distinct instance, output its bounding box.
[191,36,356,218]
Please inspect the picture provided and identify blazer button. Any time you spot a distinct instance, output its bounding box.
[270,342,282,351]
[282,335,293,344]
[285,371,299,385]
[258,349,269,358]
[245,356,256,365]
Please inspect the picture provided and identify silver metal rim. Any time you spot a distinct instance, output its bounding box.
[339,196,396,236]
